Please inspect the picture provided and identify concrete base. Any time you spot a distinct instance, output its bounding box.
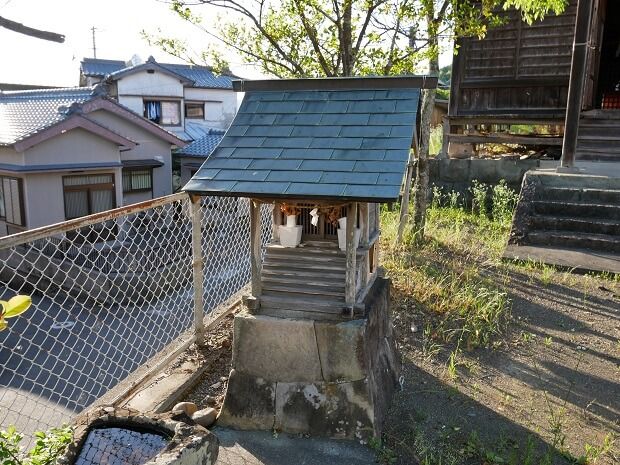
[503,244,620,274]
[214,427,376,465]
[218,278,400,440]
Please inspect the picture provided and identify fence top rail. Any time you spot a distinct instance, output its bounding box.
[0,192,189,250]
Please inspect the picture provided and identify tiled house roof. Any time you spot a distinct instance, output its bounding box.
[81,57,234,89]
[175,129,225,158]
[0,88,93,145]
[183,77,434,202]
[0,87,187,149]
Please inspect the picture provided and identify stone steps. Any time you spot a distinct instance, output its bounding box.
[540,187,620,204]
[532,201,620,220]
[530,215,620,236]
[509,171,620,257]
[527,231,620,253]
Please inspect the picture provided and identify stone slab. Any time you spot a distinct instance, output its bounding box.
[274,380,374,439]
[314,320,366,382]
[213,427,376,465]
[503,244,620,274]
[123,358,209,413]
[232,314,323,382]
[218,370,276,430]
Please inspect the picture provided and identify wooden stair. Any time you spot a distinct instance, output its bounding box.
[258,241,349,320]
[576,111,620,161]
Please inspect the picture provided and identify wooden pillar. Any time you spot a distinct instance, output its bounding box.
[358,202,370,286]
[398,130,419,243]
[345,202,358,308]
[190,195,205,346]
[272,202,281,242]
[560,0,595,170]
[249,199,262,297]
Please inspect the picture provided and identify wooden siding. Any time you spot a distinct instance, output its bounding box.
[451,1,577,116]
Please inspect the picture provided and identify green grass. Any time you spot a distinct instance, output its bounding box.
[381,184,516,352]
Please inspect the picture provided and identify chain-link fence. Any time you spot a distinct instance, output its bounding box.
[0,193,271,440]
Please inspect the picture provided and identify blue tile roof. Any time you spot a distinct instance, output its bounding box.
[183,78,424,202]
[0,87,93,145]
[81,58,234,89]
[175,130,225,158]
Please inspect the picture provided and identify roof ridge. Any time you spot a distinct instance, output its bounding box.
[81,58,125,64]
[0,86,94,97]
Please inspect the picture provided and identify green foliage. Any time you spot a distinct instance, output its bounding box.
[147,1,569,79]
[0,425,72,465]
[503,0,568,23]
[491,180,519,226]
[469,180,488,216]
[368,436,398,464]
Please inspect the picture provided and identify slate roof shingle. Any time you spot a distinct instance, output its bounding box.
[81,58,234,89]
[183,78,425,202]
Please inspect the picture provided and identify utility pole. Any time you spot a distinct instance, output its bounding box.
[91,26,97,58]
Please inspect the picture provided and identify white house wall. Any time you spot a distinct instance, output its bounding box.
[0,146,25,166]
[20,167,123,232]
[184,88,236,129]
[24,128,120,166]
[88,110,174,199]
[116,72,185,98]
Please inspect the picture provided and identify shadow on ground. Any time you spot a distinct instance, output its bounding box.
[383,260,619,465]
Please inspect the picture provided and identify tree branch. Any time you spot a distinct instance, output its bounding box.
[0,16,64,42]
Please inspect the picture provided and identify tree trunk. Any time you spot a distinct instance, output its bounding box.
[411,15,439,244]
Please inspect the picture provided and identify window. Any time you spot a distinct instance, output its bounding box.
[0,176,25,226]
[63,174,115,220]
[185,102,205,119]
[123,168,152,193]
[143,100,181,125]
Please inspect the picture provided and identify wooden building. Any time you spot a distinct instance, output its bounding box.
[445,0,620,162]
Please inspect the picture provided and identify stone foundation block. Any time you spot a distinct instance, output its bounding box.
[314,320,366,382]
[274,380,374,439]
[232,314,323,382]
[220,278,400,439]
[217,370,275,430]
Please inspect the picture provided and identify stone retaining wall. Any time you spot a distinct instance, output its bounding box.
[426,159,559,199]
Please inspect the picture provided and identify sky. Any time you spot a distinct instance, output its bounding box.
[0,0,262,87]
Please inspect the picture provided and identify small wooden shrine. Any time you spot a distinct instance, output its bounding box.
[185,76,435,318]
[184,76,436,439]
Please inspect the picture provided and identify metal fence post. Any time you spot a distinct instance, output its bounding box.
[190,194,206,346]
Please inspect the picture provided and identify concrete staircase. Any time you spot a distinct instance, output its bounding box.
[576,111,620,161]
[505,170,620,273]
[258,241,348,320]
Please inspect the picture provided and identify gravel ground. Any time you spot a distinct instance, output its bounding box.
[178,313,234,411]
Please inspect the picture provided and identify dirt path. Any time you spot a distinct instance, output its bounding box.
[384,265,619,465]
